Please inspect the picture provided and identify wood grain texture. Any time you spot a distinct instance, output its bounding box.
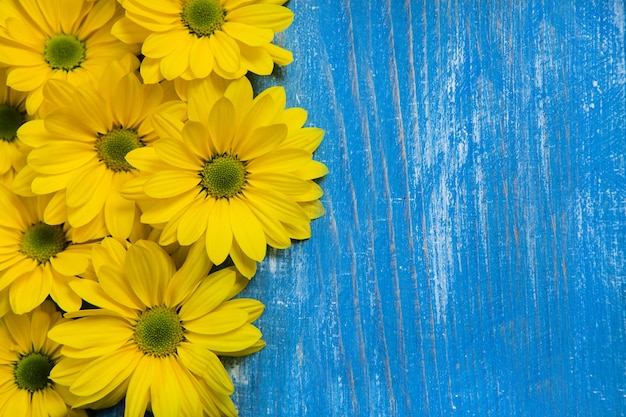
[96,0,625,416]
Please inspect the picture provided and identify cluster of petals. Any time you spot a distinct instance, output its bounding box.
[0,0,326,415]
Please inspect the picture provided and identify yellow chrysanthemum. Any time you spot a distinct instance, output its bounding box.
[0,68,30,185]
[112,0,294,82]
[0,300,87,417]
[12,64,187,240]
[0,185,95,314]
[123,76,327,277]
[48,239,265,417]
[0,0,139,114]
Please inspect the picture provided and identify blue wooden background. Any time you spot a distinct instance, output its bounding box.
[98,1,625,416]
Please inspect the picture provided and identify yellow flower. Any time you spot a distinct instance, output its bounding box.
[0,0,139,114]
[12,64,187,240]
[0,185,95,314]
[0,300,87,417]
[0,68,30,185]
[48,239,265,417]
[112,0,294,82]
[122,77,328,277]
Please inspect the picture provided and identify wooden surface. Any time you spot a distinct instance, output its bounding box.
[97,1,625,416]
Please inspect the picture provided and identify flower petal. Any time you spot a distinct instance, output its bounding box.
[9,266,51,314]
[126,241,175,307]
[70,345,140,398]
[179,268,236,321]
[144,171,199,198]
[178,342,233,394]
[125,356,154,417]
[229,198,266,262]
[205,198,232,265]
[208,97,236,154]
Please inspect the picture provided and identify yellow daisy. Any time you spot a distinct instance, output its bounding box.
[122,76,328,277]
[0,184,95,314]
[48,239,265,416]
[112,0,294,82]
[12,63,187,240]
[0,300,87,417]
[0,67,30,185]
[0,0,139,114]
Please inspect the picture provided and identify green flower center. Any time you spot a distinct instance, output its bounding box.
[95,128,143,172]
[199,153,248,199]
[20,222,68,265]
[134,305,184,357]
[14,352,55,392]
[43,34,86,71]
[0,104,26,143]
[181,0,225,37]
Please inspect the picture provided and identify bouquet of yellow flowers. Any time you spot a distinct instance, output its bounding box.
[0,0,327,415]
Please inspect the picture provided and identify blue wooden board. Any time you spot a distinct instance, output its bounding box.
[96,0,625,416]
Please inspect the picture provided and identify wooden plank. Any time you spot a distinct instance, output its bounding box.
[95,0,625,416]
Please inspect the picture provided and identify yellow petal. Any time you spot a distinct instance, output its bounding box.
[246,148,312,173]
[139,56,164,84]
[0,257,36,292]
[248,172,313,196]
[177,197,210,246]
[43,388,69,417]
[65,164,110,207]
[50,275,83,313]
[293,160,329,180]
[29,307,51,352]
[209,31,241,75]
[185,324,261,352]
[226,5,293,31]
[153,138,201,170]
[182,121,212,159]
[111,17,150,44]
[189,36,214,78]
[185,308,248,335]
[165,240,212,307]
[238,42,274,75]
[281,127,325,153]
[96,259,144,312]
[177,342,233,394]
[159,37,194,80]
[229,198,266,261]
[124,356,154,417]
[236,124,287,160]
[228,238,257,278]
[144,171,199,198]
[205,198,232,265]
[208,97,236,154]
[246,201,290,248]
[70,345,140,398]
[263,42,293,65]
[9,266,51,314]
[222,22,274,46]
[143,30,189,59]
[140,191,197,225]
[151,356,202,417]
[126,241,175,306]
[5,65,50,91]
[104,189,136,239]
[223,298,265,322]
[69,277,136,316]
[124,147,167,174]
[27,143,94,175]
[48,316,132,350]
[179,268,235,321]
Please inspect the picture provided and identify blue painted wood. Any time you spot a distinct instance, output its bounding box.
[95,0,625,416]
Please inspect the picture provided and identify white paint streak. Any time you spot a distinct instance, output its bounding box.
[428,176,454,322]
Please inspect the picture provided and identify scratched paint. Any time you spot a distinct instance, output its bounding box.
[97,1,624,416]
